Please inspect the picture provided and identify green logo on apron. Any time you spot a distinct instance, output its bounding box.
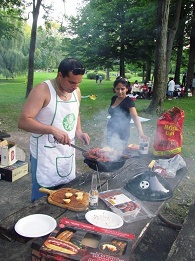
[63,113,76,131]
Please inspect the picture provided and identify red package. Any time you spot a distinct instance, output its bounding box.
[153,107,185,157]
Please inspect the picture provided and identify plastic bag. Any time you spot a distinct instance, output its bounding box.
[153,107,185,157]
[154,154,186,178]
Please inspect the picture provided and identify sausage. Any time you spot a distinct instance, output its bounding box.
[85,147,121,162]
[56,230,74,241]
[44,237,79,255]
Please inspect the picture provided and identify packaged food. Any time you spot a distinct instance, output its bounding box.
[99,188,154,223]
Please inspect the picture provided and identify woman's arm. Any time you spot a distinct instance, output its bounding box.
[129,107,146,140]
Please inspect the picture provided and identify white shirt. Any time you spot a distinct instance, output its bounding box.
[168,80,175,92]
[132,83,140,92]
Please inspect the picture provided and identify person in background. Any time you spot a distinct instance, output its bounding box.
[106,77,147,151]
[131,80,141,96]
[167,77,175,100]
[140,81,148,99]
[147,80,153,99]
[18,58,90,202]
[191,73,195,96]
[178,84,185,98]
[174,83,181,98]
[95,73,99,83]
[181,85,185,97]
[99,75,103,84]
[182,73,187,87]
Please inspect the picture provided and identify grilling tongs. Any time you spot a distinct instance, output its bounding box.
[53,136,87,153]
[70,143,87,153]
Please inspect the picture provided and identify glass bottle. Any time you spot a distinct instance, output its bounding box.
[89,173,99,209]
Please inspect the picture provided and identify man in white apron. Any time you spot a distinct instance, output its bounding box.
[18,58,90,202]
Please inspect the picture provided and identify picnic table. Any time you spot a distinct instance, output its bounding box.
[0,155,188,260]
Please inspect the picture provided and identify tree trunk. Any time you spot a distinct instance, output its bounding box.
[120,44,125,77]
[186,2,195,89]
[146,61,152,82]
[165,0,183,81]
[105,67,110,80]
[25,0,42,98]
[175,35,184,85]
[142,64,145,82]
[174,4,186,85]
[147,0,170,114]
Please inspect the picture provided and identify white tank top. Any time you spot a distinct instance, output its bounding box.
[30,80,79,187]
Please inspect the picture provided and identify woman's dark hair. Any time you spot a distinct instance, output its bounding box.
[58,58,85,77]
[114,77,130,88]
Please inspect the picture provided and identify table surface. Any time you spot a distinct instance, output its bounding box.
[0,155,188,253]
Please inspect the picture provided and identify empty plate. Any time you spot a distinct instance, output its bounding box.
[14,214,57,237]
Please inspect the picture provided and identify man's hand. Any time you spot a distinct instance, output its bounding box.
[77,132,90,145]
[53,128,71,145]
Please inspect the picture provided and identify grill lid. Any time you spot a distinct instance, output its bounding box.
[124,170,173,202]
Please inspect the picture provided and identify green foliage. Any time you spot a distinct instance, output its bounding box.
[0,25,27,77]
[0,0,24,39]
[137,72,144,77]
[125,73,131,79]
[86,72,105,80]
[34,25,64,70]
[65,0,157,71]
[86,72,96,80]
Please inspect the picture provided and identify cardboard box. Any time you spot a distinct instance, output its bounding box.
[0,161,28,182]
[37,217,135,261]
[0,140,17,166]
[0,140,9,160]
[0,139,8,153]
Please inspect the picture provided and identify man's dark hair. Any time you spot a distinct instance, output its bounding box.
[58,58,85,77]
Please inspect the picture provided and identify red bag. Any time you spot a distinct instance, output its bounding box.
[153,107,185,157]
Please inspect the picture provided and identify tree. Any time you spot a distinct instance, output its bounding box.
[0,0,24,39]
[147,0,170,113]
[174,1,188,84]
[0,26,27,77]
[186,2,195,89]
[34,23,63,70]
[26,0,42,97]
[165,0,183,81]
[65,0,157,78]
[25,0,58,97]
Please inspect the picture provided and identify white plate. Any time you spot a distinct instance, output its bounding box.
[85,209,123,229]
[14,214,57,237]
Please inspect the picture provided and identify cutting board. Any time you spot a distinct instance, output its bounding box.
[39,187,89,212]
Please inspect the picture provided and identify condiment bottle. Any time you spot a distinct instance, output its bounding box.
[89,173,98,209]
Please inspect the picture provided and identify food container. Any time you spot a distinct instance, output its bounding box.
[37,217,135,261]
[99,188,154,223]
[139,137,150,155]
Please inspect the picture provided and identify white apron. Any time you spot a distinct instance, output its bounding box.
[30,80,79,187]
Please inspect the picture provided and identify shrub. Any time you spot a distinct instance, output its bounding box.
[87,72,96,79]
[125,73,131,79]
[87,72,105,80]
[137,72,145,77]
